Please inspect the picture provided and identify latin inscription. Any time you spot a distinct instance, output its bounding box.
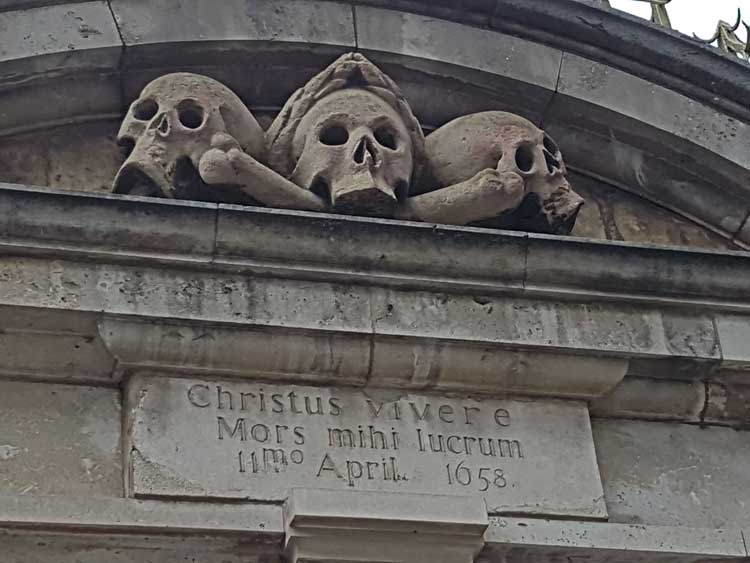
[187,383,522,493]
[129,377,607,518]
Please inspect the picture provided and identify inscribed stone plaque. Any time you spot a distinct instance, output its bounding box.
[127,376,607,519]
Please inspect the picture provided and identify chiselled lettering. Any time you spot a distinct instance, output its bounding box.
[137,378,604,518]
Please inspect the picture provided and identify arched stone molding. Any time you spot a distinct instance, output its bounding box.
[0,0,749,246]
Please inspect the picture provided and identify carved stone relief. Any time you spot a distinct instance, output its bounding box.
[113,53,584,234]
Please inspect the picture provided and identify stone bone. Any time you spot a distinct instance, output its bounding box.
[419,111,584,234]
[113,73,265,200]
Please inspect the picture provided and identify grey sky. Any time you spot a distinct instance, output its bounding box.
[609,0,747,43]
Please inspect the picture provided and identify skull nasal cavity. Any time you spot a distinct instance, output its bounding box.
[319,125,349,146]
[353,139,368,164]
[133,98,158,121]
[177,100,204,129]
[515,145,535,173]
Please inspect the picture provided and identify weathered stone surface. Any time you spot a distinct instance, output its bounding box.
[0,76,121,139]
[554,53,750,172]
[0,493,282,562]
[589,377,705,423]
[127,376,607,519]
[112,0,355,104]
[701,381,750,428]
[355,6,561,124]
[547,53,750,240]
[482,516,747,562]
[593,418,750,528]
[525,232,750,303]
[0,183,218,257]
[111,0,354,51]
[0,1,121,81]
[715,314,750,367]
[569,172,737,250]
[736,214,750,245]
[0,493,283,535]
[0,307,114,381]
[215,203,529,286]
[0,533,281,563]
[0,381,121,496]
[1,186,749,392]
[0,121,122,190]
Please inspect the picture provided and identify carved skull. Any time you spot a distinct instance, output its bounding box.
[425,112,584,234]
[113,73,264,199]
[289,88,414,217]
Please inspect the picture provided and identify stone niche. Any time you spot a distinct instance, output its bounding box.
[2,1,750,563]
[110,53,584,236]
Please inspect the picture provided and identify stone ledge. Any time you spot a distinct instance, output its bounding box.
[2,184,749,307]
[0,494,284,536]
[0,1,121,83]
[0,494,744,561]
[483,517,747,562]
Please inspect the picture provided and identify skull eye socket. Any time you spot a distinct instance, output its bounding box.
[515,145,535,173]
[374,126,398,150]
[133,98,158,121]
[543,134,559,155]
[177,100,205,129]
[319,125,349,146]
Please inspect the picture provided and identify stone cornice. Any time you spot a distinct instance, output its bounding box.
[2,184,749,309]
[1,0,748,121]
[1,184,749,400]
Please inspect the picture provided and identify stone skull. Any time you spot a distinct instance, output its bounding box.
[113,73,264,199]
[425,112,583,234]
[290,88,414,217]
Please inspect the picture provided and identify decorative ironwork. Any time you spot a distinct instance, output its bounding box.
[598,0,672,29]
[600,1,750,60]
[694,9,750,60]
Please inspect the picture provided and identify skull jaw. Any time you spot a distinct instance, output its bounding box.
[113,160,175,198]
[329,168,399,217]
[113,138,210,199]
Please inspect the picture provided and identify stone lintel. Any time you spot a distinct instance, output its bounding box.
[102,319,627,399]
[284,488,487,563]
